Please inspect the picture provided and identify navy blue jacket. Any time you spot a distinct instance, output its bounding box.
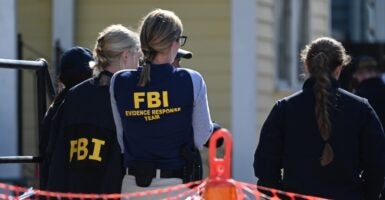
[254,78,385,199]
[111,64,213,170]
[47,71,123,194]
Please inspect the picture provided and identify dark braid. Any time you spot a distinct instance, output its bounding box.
[92,24,140,75]
[300,37,351,166]
[310,52,333,166]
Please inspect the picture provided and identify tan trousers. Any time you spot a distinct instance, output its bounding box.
[121,174,189,199]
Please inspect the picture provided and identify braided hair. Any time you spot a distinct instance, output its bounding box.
[300,37,351,166]
[92,24,140,75]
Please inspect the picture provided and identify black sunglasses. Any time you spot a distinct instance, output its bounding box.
[177,36,187,47]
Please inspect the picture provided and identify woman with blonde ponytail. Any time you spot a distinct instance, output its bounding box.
[47,24,141,194]
[110,9,215,196]
[253,37,385,199]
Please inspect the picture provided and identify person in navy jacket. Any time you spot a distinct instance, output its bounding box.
[354,56,385,129]
[40,46,93,190]
[47,24,141,194]
[253,37,385,199]
[110,9,214,196]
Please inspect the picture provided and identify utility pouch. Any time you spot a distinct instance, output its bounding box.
[180,146,202,183]
[130,161,156,187]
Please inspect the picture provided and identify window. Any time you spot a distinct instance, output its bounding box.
[275,0,310,90]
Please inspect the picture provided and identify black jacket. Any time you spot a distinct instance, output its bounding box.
[46,71,123,194]
[40,88,68,190]
[254,78,385,199]
[355,77,385,129]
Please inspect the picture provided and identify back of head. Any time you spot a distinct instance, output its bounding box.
[355,56,379,74]
[137,8,183,86]
[349,56,381,84]
[339,57,362,92]
[92,24,140,75]
[59,46,93,88]
[300,37,351,166]
[301,37,351,76]
[139,8,183,60]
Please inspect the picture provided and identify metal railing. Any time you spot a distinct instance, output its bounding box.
[0,58,54,163]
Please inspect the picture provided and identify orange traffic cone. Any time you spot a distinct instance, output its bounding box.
[202,128,239,200]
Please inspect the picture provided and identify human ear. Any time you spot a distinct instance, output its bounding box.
[334,65,343,79]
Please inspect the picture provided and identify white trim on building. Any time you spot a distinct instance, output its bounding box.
[231,0,258,183]
[0,0,21,179]
[53,0,74,56]
[52,0,74,89]
[289,0,300,88]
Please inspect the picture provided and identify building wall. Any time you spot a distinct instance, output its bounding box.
[75,0,231,130]
[310,0,330,39]
[331,0,349,40]
[15,0,231,180]
[256,0,276,131]
[13,0,331,183]
[17,0,52,181]
[0,0,20,180]
[257,0,331,140]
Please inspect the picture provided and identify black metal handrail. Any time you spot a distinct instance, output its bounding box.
[0,58,52,163]
[0,59,47,70]
[0,156,42,163]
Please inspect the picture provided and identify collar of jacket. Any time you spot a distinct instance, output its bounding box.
[97,70,114,86]
[150,63,175,74]
[303,77,340,90]
[136,63,175,83]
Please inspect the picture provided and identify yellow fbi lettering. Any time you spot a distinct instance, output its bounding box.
[133,91,169,108]
[69,138,105,162]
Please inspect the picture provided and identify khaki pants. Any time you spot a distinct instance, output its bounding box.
[121,174,189,199]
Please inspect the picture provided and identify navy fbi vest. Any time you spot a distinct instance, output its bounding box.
[112,64,195,170]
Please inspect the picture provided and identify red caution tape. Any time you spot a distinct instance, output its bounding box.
[0,129,329,199]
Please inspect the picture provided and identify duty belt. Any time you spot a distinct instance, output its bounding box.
[127,168,184,179]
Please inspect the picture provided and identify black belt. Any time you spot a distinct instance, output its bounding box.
[127,168,184,179]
